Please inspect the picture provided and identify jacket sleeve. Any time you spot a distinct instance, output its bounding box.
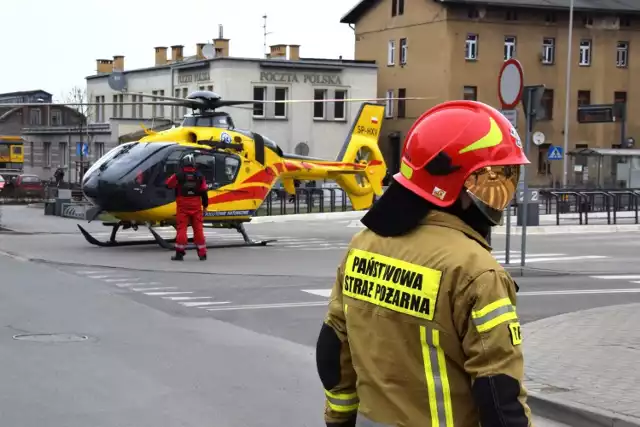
[316,255,359,427]
[165,173,178,189]
[454,269,532,427]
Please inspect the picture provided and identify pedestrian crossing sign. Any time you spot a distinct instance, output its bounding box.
[547,145,563,160]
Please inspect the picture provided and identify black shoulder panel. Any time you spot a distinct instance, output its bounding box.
[252,132,265,165]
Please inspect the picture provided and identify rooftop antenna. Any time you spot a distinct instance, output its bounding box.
[262,14,273,58]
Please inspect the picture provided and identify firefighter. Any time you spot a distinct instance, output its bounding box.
[165,153,209,261]
[315,100,532,427]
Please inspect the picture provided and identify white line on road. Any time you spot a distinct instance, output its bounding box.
[105,278,140,282]
[132,287,178,291]
[144,291,193,296]
[502,255,608,263]
[591,275,640,280]
[205,301,328,311]
[88,275,112,279]
[161,296,212,301]
[181,301,230,307]
[302,288,640,299]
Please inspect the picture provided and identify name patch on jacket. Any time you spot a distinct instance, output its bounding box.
[343,249,442,321]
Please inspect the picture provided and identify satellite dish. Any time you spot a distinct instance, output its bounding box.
[108,71,127,91]
[202,44,216,59]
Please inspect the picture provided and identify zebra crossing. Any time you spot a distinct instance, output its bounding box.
[72,269,230,309]
[88,228,351,251]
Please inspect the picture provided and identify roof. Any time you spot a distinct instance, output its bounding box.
[0,89,53,98]
[340,0,640,23]
[86,56,376,80]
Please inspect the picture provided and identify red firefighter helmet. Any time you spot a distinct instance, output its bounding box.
[393,100,530,225]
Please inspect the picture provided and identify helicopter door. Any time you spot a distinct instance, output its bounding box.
[213,153,241,187]
[193,152,216,188]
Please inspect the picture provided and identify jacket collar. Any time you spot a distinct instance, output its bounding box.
[419,210,492,251]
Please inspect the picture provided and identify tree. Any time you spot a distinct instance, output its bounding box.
[64,85,93,181]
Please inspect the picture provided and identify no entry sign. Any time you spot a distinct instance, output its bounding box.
[498,59,524,109]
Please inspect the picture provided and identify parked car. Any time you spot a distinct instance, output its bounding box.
[0,175,5,192]
[10,174,44,197]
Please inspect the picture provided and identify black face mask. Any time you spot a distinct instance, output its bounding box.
[443,198,492,240]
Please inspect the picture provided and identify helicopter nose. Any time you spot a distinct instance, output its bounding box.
[82,173,101,206]
[82,174,131,212]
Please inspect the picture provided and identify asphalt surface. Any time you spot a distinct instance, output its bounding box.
[3,205,640,425]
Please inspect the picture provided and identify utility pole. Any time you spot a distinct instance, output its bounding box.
[262,14,273,58]
[561,0,575,187]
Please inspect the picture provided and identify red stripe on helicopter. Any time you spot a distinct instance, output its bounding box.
[241,165,280,185]
[208,186,270,204]
[284,161,301,171]
[275,163,285,173]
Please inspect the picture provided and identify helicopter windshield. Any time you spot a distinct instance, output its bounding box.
[181,114,234,129]
[83,142,175,183]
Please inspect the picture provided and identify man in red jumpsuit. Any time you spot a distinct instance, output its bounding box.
[165,154,209,261]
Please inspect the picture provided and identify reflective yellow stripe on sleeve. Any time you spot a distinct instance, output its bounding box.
[472,297,518,333]
[420,327,454,427]
[325,390,359,413]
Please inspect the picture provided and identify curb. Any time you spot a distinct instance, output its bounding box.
[493,224,640,235]
[251,210,365,224]
[528,391,640,427]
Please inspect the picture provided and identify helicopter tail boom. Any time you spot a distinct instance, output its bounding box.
[279,102,387,210]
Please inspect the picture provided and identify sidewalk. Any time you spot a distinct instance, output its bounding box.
[523,303,640,426]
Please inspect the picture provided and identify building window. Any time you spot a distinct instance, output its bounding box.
[29,108,41,125]
[252,86,266,118]
[43,142,51,167]
[274,87,288,118]
[334,90,347,120]
[614,91,627,104]
[94,142,105,159]
[542,38,555,64]
[578,90,591,106]
[391,0,404,16]
[313,89,327,119]
[579,39,592,66]
[504,36,516,60]
[397,88,406,118]
[583,15,593,26]
[385,90,394,118]
[465,34,478,60]
[388,40,396,65]
[617,41,629,68]
[51,110,62,126]
[506,11,518,21]
[59,142,68,167]
[545,13,556,23]
[463,86,477,101]
[540,89,554,120]
[181,88,188,117]
[94,96,105,122]
[468,8,479,19]
[399,38,407,65]
[207,85,214,91]
[620,16,631,27]
[537,144,551,174]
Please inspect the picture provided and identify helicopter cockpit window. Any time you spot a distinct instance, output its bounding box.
[154,148,188,186]
[181,115,234,130]
[194,153,216,186]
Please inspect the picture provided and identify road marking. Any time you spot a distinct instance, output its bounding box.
[181,301,230,307]
[205,301,328,311]
[76,270,105,274]
[105,278,140,282]
[591,275,640,280]
[115,283,139,288]
[301,288,640,299]
[162,296,212,301]
[132,287,177,291]
[88,275,111,279]
[508,255,608,263]
[144,291,192,296]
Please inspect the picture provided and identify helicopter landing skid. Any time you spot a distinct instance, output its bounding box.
[148,223,277,250]
[78,223,187,248]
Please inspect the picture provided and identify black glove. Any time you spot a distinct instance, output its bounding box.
[326,413,356,427]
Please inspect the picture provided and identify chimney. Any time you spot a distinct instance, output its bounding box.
[96,59,114,74]
[113,55,124,71]
[196,43,205,59]
[155,46,168,65]
[214,38,230,57]
[269,44,287,59]
[171,45,184,62]
[288,44,300,60]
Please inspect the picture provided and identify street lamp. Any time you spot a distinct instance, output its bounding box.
[561,0,575,187]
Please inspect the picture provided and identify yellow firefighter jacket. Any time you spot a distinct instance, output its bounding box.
[320,210,532,427]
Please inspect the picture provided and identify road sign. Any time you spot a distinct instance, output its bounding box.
[76,142,89,156]
[522,85,546,122]
[532,131,545,146]
[547,145,563,160]
[500,109,518,128]
[577,104,616,123]
[498,59,524,109]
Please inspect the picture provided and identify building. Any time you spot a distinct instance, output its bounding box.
[85,36,378,160]
[0,90,111,181]
[341,0,640,187]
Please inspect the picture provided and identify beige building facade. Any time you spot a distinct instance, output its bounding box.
[342,0,640,186]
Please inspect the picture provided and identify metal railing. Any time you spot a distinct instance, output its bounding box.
[539,188,640,225]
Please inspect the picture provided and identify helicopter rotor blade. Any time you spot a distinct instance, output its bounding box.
[0,101,184,107]
[255,96,436,104]
[121,91,188,103]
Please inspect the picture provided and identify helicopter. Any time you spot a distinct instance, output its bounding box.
[1,90,430,251]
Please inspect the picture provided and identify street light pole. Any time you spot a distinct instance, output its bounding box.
[561,0,575,187]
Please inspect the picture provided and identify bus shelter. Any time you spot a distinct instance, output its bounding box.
[566,147,640,189]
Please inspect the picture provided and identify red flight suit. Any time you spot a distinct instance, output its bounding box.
[165,166,209,257]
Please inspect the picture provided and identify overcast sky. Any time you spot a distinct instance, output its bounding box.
[1,0,361,100]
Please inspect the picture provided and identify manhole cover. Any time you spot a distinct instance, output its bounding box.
[12,333,89,343]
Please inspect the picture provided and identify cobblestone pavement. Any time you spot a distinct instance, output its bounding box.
[523,303,640,422]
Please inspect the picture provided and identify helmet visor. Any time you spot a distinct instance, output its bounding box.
[464,165,520,225]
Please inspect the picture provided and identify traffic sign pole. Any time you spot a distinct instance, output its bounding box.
[520,92,533,267]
